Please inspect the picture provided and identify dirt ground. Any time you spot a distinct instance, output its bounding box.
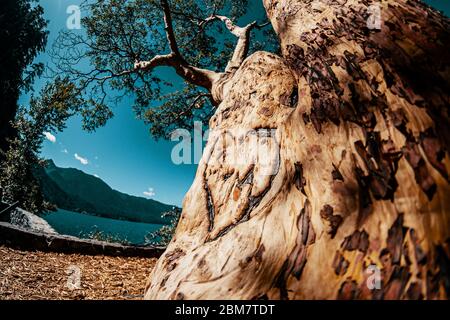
[0,245,157,300]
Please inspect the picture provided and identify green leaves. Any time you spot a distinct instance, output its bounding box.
[145,207,182,245]
[0,78,80,213]
[142,84,214,139]
[50,0,278,138]
[0,0,48,92]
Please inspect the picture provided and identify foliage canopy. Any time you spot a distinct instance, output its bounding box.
[50,0,278,138]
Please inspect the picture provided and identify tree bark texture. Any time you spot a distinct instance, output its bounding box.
[145,0,450,299]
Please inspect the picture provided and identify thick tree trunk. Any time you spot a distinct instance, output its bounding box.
[145,0,450,299]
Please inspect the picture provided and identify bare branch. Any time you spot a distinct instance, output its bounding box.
[199,15,268,72]
[133,53,177,72]
[132,53,219,92]
[161,0,180,56]
[202,15,255,38]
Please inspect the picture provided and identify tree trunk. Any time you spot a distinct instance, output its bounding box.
[145,0,450,300]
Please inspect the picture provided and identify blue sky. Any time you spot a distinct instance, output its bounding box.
[20,0,449,207]
[21,0,201,207]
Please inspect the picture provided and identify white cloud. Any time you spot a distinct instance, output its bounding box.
[43,132,56,143]
[74,153,89,165]
[62,148,68,154]
[143,187,155,197]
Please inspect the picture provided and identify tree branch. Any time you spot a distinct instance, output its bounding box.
[127,1,221,93]
[161,0,180,57]
[200,15,267,72]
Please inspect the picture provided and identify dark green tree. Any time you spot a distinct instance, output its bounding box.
[50,0,277,138]
[0,78,81,213]
[0,0,48,159]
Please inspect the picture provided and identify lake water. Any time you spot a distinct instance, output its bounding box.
[43,209,164,245]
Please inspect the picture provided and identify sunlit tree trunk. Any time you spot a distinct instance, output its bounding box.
[145,0,450,300]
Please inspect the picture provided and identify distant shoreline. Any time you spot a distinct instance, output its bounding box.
[42,206,171,225]
[43,208,165,245]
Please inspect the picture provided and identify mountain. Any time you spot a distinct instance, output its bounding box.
[34,160,174,224]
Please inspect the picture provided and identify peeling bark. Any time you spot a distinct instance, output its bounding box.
[145,0,450,300]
